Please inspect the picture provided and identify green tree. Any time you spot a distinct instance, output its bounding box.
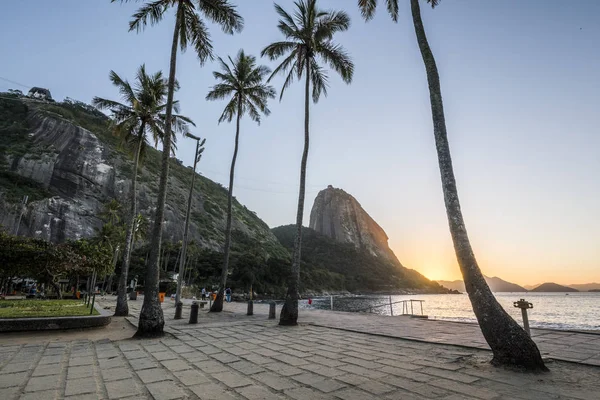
[357,0,546,371]
[261,0,354,325]
[206,49,276,312]
[92,65,194,317]
[113,0,243,337]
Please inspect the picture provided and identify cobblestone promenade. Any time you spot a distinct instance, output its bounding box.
[0,297,598,400]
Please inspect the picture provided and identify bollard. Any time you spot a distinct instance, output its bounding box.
[247,300,254,316]
[513,299,533,336]
[268,301,276,319]
[189,302,199,324]
[330,295,333,310]
[174,301,183,320]
[89,293,96,315]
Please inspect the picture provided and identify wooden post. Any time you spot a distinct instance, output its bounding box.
[389,295,393,316]
[330,295,333,311]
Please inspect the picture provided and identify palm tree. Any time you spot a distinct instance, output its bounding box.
[261,0,354,325]
[357,0,547,371]
[93,65,194,317]
[113,0,243,337]
[206,50,276,312]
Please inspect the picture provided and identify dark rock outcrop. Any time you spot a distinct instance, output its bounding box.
[0,97,286,258]
[309,185,400,265]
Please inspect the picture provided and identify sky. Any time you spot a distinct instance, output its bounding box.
[1,1,599,286]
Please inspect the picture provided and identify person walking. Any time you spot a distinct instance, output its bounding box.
[225,288,231,303]
[201,287,206,300]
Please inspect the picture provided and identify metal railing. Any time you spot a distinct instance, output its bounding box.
[355,296,425,317]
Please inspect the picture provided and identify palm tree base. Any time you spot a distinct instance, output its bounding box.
[113,309,129,317]
[134,304,165,338]
[210,292,225,312]
[278,299,298,326]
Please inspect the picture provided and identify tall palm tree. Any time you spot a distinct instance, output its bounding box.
[113,0,243,337]
[206,50,276,312]
[93,65,194,317]
[358,0,547,371]
[261,0,354,325]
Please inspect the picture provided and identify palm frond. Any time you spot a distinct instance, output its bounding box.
[128,0,169,32]
[183,5,214,64]
[315,10,351,42]
[108,70,138,106]
[316,41,354,84]
[217,97,238,124]
[91,97,128,111]
[206,83,236,101]
[310,59,328,102]
[197,0,244,34]
[357,0,378,21]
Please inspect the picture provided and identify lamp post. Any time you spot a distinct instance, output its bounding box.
[174,133,205,319]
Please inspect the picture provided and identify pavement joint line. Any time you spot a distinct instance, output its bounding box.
[57,341,71,399]
[92,340,109,399]
[17,341,49,398]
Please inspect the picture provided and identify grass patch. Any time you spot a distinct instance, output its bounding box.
[0,299,99,318]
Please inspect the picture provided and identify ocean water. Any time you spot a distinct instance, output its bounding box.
[306,292,600,331]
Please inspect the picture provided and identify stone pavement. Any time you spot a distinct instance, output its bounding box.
[200,301,600,367]
[0,297,599,400]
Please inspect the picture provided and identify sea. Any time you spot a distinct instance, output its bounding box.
[305,292,600,332]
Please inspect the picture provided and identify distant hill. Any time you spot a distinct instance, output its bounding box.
[569,283,600,291]
[531,282,578,292]
[272,225,453,294]
[436,276,527,293]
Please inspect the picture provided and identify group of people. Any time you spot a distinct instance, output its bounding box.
[200,287,232,302]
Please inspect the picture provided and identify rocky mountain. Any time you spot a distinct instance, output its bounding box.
[309,186,399,265]
[436,276,528,293]
[531,283,578,292]
[304,186,453,293]
[0,94,286,258]
[273,225,453,293]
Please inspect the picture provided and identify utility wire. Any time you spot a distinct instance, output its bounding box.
[0,76,31,89]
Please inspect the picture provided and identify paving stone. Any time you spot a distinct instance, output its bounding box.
[68,357,93,367]
[424,367,480,383]
[223,346,251,356]
[65,394,105,400]
[1,362,32,373]
[101,366,133,381]
[334,373,371,386]
[67,366,95,379]
[211,352,240,364]
[338,364,387,379]
[195,360,229,374]
[32,363,62,377]
[198,347,221,356]
[190,383,238,399]
[358,380,395,395]
[122,350,146,360]
[262,362,303,377]
[174,369,210,386]
[143,344,168,353]
[19,390,58,400]
[299,364,344,378]
[160,359,191,372]
[271,354,309,367]
[65,377,98,396]
[236,385,284,400]
[39,355,63,365]
[240,354,272,365]
[105,378,141,399]
[211,371,253,388]
[118,343,141,352]
[169,345,193,354]
[129,357,159,371]
[99,357,126,369]
[136,368,173,384]
[253,372,297,391]
[428,378,498,400]
[96,350,120,359]
[229,361,265,375]
[24,375,60,392]
[146,381,186,400]
[0,387,20,400]
[333,388,373,400]
[180,352,209,362]
[284,387,331,400]
[151,352,178,361]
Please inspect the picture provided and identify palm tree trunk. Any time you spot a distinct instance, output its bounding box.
[410,0,546,371]
[115,124,144,316]
[280,58,311,326]
[211,97,243,312]
[135,4,183,338]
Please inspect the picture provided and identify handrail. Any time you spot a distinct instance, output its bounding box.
[353,298,425,316]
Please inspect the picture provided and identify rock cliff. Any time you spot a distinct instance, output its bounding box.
[309,185,400,265]
[0,95,286,258]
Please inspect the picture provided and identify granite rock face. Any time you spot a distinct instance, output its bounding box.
[0,98,285,257]
[309,185,402,265]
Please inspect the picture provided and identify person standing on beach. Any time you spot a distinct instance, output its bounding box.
[225,288,231,303]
